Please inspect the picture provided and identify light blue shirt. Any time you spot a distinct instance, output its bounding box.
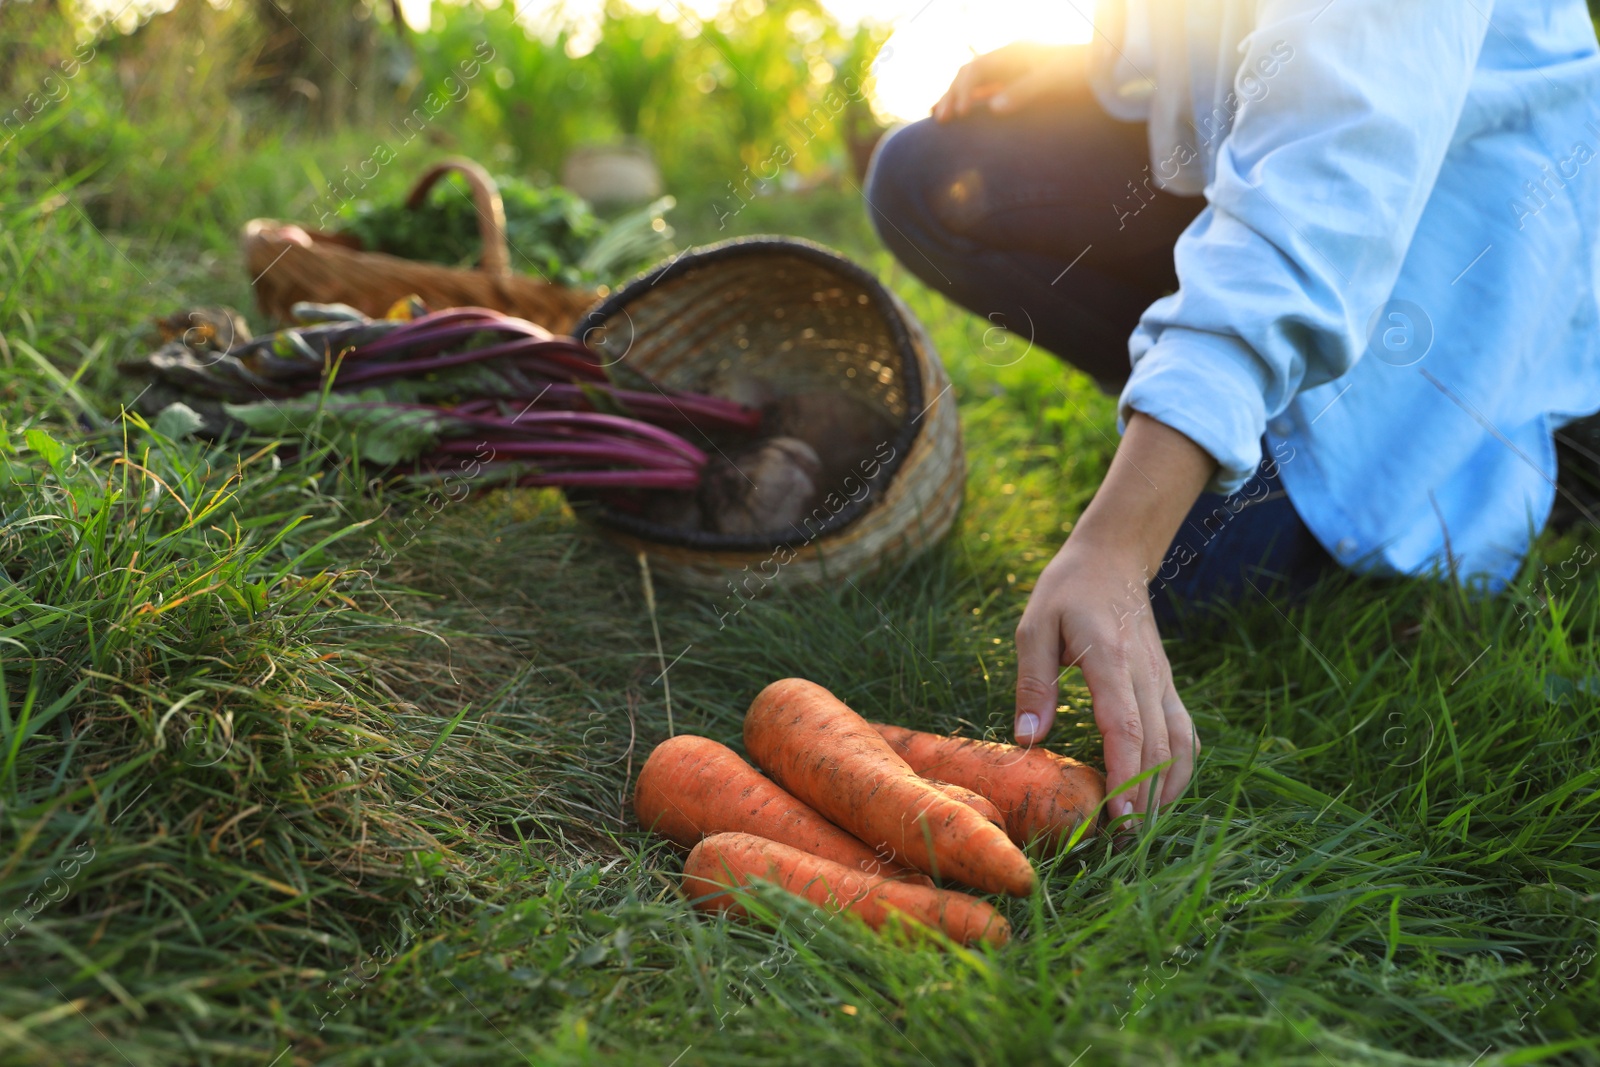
[1099,1,1600,586]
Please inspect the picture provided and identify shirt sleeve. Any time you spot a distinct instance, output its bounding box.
[1118,1,1494,493]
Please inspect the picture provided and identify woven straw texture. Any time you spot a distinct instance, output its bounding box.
[242,157,595,332]
[575,237,965,591]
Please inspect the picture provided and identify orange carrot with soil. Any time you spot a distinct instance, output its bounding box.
[633,734,926,882]
[683,831,1010,947]
[871,723,1106,850]
[926,780,1005,829]
[743,678,1035,896]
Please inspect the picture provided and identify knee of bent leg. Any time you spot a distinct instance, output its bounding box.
[864,119,942,244]
[867,118,1000,249]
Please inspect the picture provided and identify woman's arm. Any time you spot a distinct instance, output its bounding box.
[1119,3,1492,497]
[1014,413,1215,820]
[1013,3,1493,824]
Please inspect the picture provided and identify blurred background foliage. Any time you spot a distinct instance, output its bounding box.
[1,0,890,249]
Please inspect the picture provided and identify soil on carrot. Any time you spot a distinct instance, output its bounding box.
[3,163,1598,1067]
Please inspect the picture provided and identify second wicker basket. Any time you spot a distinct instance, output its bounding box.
[573,237,965,591]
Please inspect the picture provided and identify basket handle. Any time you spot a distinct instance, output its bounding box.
[405,157,512,278]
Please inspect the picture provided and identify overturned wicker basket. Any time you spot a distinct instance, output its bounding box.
[574,237,965,590]
[242,157,595,332]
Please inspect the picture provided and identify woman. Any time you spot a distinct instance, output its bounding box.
[865,3,1600,822]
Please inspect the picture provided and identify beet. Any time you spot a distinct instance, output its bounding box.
[701,436,823,536]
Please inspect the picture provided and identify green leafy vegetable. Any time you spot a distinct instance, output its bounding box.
[153,402,206,440]
[336,175,673,286]
[224,394,450,466]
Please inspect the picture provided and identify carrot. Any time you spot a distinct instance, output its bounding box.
[743,678,1035,897]
[926,780,1005,829]
[872,723,1106,850]
[633,734,927,882]
[684,831,1010,947]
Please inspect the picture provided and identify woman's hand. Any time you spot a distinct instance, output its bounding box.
[1013,414,1216,822]
[933,42,1091,123]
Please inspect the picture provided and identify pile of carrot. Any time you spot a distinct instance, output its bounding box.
[634,678,1105,948]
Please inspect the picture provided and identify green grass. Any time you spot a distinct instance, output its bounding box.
[2,133,1598,1067]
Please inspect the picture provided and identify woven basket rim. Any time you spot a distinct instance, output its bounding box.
[571,236,926,553]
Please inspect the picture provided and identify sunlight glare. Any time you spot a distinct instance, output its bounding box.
[399,0,433,31]
[870,1,1096,122]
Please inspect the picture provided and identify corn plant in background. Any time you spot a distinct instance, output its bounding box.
[411,1,594,176]
[590,0,685,142]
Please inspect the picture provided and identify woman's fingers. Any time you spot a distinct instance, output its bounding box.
[934,46,1028,122]
[1124,630,1174,817]
[1077,619,1192,825]
[1011,528,1199,833]
[932,79,958,122]
[933,61,972,121]
[1015,607,1181,825]
[933,43,1087,122]
[1077,645,1145,824]
[941,66,993,121]
[1012,612,1062,745]
[1160,682,1198,807]
[951,61,982,119]
[987,66,1058,115]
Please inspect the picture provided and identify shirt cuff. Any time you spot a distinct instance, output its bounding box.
[1117,328,1272,495]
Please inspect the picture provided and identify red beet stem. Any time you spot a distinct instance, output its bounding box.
[332,341,606,387]
[513,467,700,489]
[432,437,700,469]
[349,323,560,364]
[354,310,555,354]
[454,410,708,465]
[442,385,760,434]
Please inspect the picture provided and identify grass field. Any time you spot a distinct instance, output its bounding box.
[2,145,1598,1066]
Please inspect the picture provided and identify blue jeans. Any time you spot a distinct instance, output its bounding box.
[1147,445,1340,630]
[865,111,1338,627]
